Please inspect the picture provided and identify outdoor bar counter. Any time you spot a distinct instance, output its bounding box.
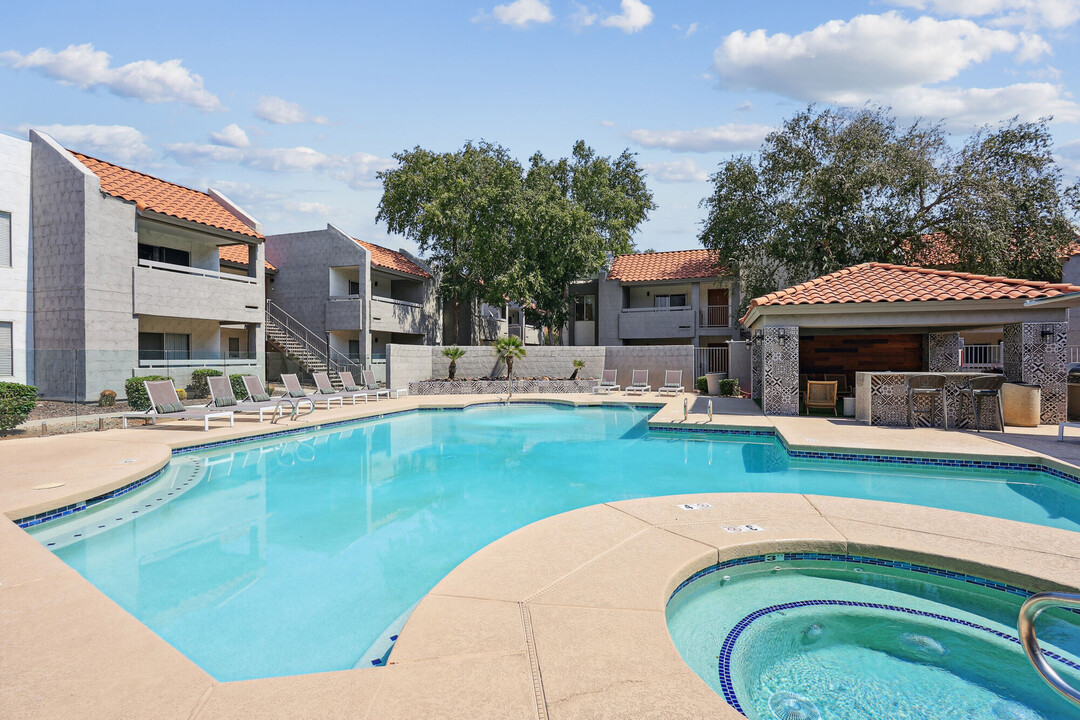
[855,371,989,428]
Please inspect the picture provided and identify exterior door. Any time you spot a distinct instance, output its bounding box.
[706,288,729,327]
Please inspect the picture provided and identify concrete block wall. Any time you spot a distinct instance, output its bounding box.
[0,133,32,385]
[726,340,752,392]
[387,344,434,389]
[602,345,694,391]
[430,345,606,381]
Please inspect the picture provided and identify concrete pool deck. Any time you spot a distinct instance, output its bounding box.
[2,392,1080,719]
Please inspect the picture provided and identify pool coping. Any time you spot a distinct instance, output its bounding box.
[3,393,1080,719]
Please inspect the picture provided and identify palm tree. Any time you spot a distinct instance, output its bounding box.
[492,336,527,397]
[441,346,467,380]
[569,359,586,380]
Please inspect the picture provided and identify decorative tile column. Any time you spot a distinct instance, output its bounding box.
[751,331,763,401]
[761,326,799,416]
[927,332,962,372]
[1003,321,1068,424]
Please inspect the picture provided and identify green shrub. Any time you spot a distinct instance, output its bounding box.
[696,376,708,393]
[187,369,224,399]
[98,389,116,407]
[0,382,37,433]
[718,378,741,397]
[124,375,170,411]
[229,374,249,399]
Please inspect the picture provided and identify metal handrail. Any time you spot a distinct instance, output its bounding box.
[266,300,363,375]
[1018,591,1080,707]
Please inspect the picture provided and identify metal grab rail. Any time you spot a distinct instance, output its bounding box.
[1018,591,1080,707]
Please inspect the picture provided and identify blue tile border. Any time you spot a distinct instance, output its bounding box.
[15,467,167,529]
[714,597,1080,716]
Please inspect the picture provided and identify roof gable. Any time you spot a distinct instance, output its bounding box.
[71,152,262,239]
[608,249,726,283]
[354,238,431,279]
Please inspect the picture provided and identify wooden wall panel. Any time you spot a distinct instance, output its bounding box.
[799,333,924,382]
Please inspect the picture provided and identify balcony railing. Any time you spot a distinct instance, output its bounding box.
[138,258,257,284]
[700,304,730,328]
[961,343,1003,370]
[137,350,260,368]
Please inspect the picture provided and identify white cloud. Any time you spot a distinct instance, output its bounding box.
[645,159,709,183]
[1059,139,1080,176]
[599,119,615,127]
[881,82,1080,126]
[601,0,653,32]
[0,43,222,111]
[680,22,700,37]
[714,13,1037,100]
[475,0,554,27]
[888,0,1080,29]
[209,123,250,148]
[166,142,395,189]
[626,123,773,152]
[571,3,598,28]
[23,123,154,163]
[253,96,330,125]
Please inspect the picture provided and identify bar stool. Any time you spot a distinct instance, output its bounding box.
[958,375,1006,432]
[907,374,948,429]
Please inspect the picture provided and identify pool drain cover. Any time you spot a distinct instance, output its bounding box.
[768,691,821,720]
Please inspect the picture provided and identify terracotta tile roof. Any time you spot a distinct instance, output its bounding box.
[608,249,726,282]
[354,238,430,279]
[745,262,1080,319]
[71,151,262,239]
[218,244,276,272]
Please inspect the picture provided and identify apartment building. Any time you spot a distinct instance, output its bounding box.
[30,130,266,401]
[0,133,32,386]
[264,224,439,371]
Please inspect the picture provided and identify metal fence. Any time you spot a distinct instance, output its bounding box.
[694,346,729,378]
[961,343,1003,370]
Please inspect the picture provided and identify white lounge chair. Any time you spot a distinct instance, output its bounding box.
[281,373,344,410]
[339,371,384,402]
[314,372,369,405]
[363,369,408,399]
[657,370,684,397]
[209,375,312,422]
[122,379,234,431]
[625,369,650,396]
[592,369,620,395]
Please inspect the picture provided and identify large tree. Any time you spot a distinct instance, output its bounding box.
[698,106,1080,307]
[376,141,522,341]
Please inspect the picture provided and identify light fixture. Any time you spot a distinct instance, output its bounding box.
[777,327,788,344]
[1041,324,1056,343]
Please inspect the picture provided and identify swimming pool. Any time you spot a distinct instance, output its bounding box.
[666,556,1080,719]
[27,404,1080,680]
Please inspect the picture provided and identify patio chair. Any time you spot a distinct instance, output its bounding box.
[281,373,344,410]
[803,380,838,416]
[958,374,1005,433]
[592,369,620,395]
[824,374,850,397]
[313,372,369,405]
[122,379,234,431]
[363,368,408,399]
[657,370,684,397]
[209,375,313,422]
[338,371,384,402]
[625,370,650,396]
[907,374,948,429]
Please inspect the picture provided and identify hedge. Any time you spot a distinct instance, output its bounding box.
[0,382,37,433]
[124,375,170,411]
[695,376,708,393]
[188,369,224,399]
[229,374,249,399]
[718,378,741,397]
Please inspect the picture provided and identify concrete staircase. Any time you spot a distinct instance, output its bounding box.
[265,316,329,376]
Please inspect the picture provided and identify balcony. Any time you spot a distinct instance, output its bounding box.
[371,296,425,335]
[133,259,262,323]
[618,306,696,340]
[325,297,364,331]
[700,304,731,328]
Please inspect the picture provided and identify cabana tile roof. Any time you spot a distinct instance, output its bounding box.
[353,238,430,279]
[745,262,1080,317]
[71,151,263,239]
[608,249,727,282]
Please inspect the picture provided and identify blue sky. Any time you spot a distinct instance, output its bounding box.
[3,0,1079,254]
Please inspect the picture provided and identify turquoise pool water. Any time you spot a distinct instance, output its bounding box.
[667,559,1080,719]
[28,405,1080,681]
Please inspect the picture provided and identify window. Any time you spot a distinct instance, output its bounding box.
[575,295,595,322]
[0,322,11,376]
[654,294,686,308]
[348,339,361,361]
[348,279,361,296]
[0,211,10,267]
[138,243,190,267]
[228,337,241,358]
[138,332,190,361]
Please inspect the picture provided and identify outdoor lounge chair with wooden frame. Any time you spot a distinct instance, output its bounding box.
[803,380,838,416]
[313,372,369,405]
[657,370,684,396]
[281,373,344,410]
[209,375,312,422]
[592,369,620,394]
[122,379,235,431]
[625,369,650,396]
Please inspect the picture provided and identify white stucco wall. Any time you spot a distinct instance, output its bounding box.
[0,133,32,385]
